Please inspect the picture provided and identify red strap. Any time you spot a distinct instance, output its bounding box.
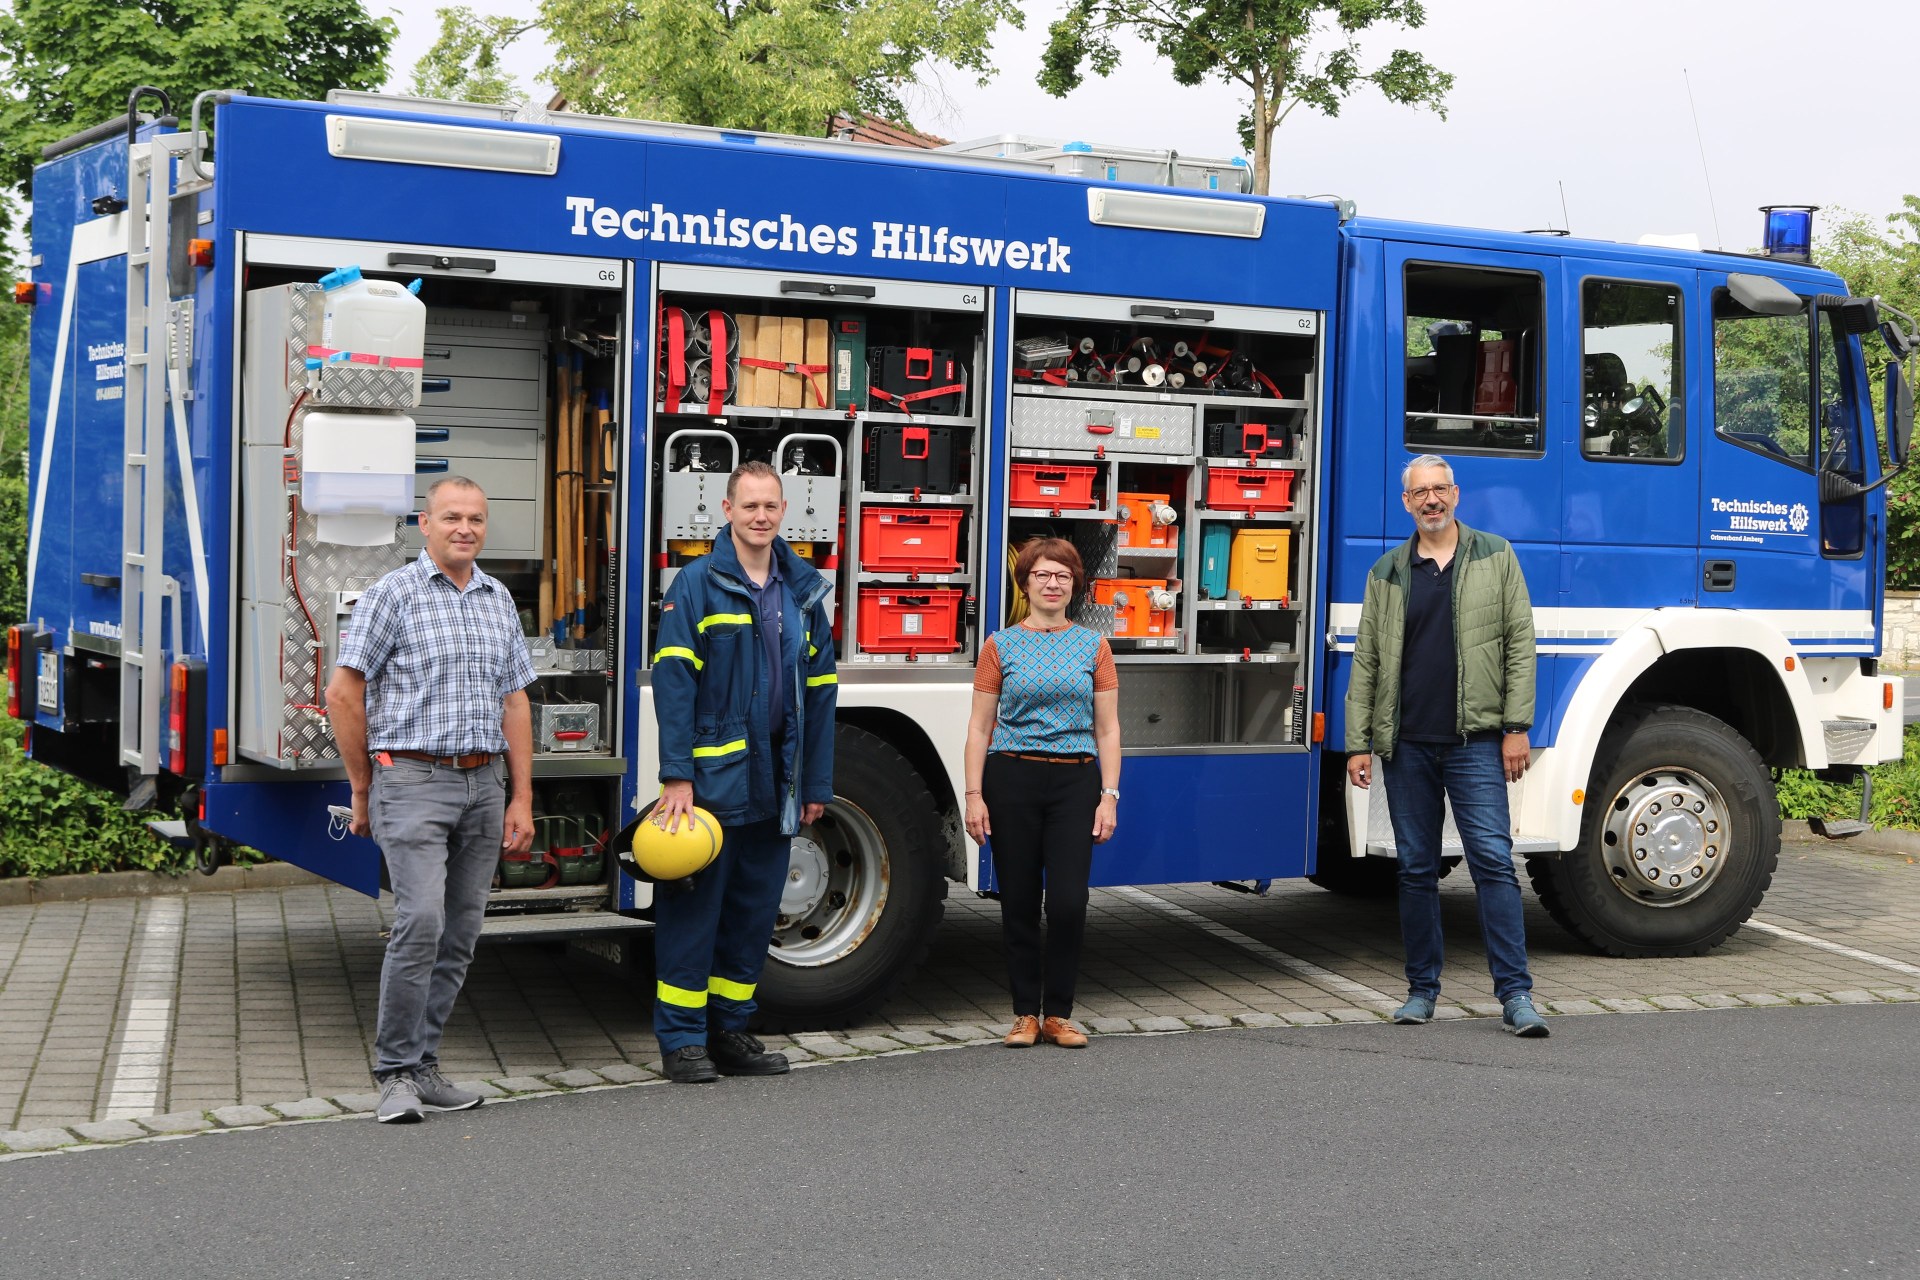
[663,305,686,414]
[706,310,728,415]
[1013,368,1071,387]
[739,357,830,407]
[869,383,964,417]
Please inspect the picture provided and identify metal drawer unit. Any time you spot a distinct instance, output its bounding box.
[414,310,549,558]
[1009,394,1195,457]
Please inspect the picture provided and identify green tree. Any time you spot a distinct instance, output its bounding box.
[1039,0,1451,196]
[0,0,396,229]
[416,0,1020,136]
[411,6,533,105]
[0,242,26,628]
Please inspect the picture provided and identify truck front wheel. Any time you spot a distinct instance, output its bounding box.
[753,723,948,1029]
[1527,704,1779,957]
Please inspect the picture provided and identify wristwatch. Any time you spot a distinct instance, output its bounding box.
[1101,787,1120,800]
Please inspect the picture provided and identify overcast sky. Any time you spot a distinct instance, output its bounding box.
[378,0,1917,252]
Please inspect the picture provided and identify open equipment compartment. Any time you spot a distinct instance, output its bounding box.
[1005,289,1320,748]
[232,236,634,917]
[645,264,989,668]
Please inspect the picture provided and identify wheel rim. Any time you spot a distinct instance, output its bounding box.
[768,799,889,966]
[1599,767,1733,907]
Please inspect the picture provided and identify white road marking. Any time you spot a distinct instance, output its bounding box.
[1745,918,1920,982]
[102,896,184,1119]
[1109,886,1396,1008]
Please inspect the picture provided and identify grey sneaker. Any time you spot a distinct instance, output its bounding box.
[376,1074,425,1123]
[1392,995,1437,1025]
[411,1066,483,1112]
[1502,995,1550,1038]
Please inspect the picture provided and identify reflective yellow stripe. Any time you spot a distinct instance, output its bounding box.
[806,673,837,687]
[708,975,756,1002]
[697,612,753,633]
[692,739,747,758]
[657,981,708,1009]
[655,646,704,670]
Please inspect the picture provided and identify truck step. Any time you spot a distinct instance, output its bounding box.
[1807,817,1871,840]
[479,911,646,941]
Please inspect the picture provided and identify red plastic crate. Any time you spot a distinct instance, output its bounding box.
[857,588,964,653]
[1010,462,1098,510]
[859,507,964,573]
[1204,466,1295,513]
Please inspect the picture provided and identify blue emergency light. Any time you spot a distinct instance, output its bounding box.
[1760,205,1817,263]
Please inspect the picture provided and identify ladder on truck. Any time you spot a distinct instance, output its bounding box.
[119,124,206,791]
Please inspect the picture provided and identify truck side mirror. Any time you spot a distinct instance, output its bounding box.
[1888,361,1914,466]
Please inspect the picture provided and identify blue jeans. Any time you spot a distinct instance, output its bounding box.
[1380,738,1534,1003]
[368,754,506,1080]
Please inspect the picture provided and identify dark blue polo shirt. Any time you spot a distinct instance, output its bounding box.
[746,557,788,741]
[1399,550,1460,743]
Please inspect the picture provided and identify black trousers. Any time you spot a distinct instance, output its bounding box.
[983,752,1100,1018]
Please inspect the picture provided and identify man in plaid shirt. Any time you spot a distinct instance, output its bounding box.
[326,477,536,1123]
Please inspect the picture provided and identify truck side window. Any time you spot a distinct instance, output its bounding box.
[1581,279,1682,463]
[1402,262,1544,456]
[1711,287,1811,468]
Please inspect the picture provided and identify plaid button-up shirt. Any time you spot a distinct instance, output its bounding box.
[337,552,536,755]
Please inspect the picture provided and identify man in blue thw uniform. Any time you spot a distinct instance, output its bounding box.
[649,460,838,1082]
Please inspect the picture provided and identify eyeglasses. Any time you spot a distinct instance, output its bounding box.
[1405,484,1456,501]
[1028,571,1074,585]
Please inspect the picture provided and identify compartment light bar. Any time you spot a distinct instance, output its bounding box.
[1087,187,1265,239]
[326,115,560,176]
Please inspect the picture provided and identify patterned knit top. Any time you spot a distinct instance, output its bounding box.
[974,623,1119,755]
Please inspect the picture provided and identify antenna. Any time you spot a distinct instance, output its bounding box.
[1683,68,1724,249]
[1558,180,1571,233]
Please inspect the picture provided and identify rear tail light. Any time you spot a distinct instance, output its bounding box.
[4,626,22,718]
[167,658,207,778]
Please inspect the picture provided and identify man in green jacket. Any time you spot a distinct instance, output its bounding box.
[1345,455,1548,1037]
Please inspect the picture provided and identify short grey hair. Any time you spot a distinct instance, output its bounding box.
[424,475,486,508]
[1400,454,1454,491]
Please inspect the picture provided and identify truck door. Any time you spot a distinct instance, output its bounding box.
[1383,241,1560,555]
[1699,275,1873,652]
[1561,265,1699,639]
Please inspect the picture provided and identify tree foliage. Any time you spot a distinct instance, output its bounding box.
[1039,0,1451,195]
[415,0,1020,136]
[1,250,27,629]
[0,0,396,228]
[411,6,533,105]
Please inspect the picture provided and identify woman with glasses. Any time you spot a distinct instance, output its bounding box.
[964,537,1121,1049]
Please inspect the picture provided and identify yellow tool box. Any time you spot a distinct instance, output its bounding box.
[1228,529,1290,601]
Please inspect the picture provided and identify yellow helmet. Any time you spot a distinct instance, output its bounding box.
[620,802,724,882]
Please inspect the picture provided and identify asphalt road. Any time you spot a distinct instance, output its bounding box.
[5,1005,1916,1280]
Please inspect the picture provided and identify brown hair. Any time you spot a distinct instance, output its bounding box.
[1014,537,1085,597]
[726,459,781,500]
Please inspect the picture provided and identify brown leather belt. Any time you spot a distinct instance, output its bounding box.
[1003,752,1095,765]
[385,749,496,769]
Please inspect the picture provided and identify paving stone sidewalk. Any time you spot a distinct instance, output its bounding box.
[1,837,1915,1147]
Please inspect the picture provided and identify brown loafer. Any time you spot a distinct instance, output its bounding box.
[1040,1016,1089,1048]
[1003,1015,1040,1048]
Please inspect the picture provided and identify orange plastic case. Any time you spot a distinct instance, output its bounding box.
[1114,492,1176,548]
[858,507,964,573]
[1010,463,1099,510]
[856,588,964,653]
[1204,466,1295,513]
[1093,578,1176,639]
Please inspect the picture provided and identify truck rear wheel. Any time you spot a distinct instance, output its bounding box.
[1527,704,1778,957]
[754,723,948,1029]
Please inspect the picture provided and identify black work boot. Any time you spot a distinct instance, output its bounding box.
[662,1045,720,1083]
[709,1029,791,1076]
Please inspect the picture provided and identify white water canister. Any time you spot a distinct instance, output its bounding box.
[315,265,427,404]
[302,410,416,545]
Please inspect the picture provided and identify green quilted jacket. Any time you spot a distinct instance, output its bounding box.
[1344,520,1536,759]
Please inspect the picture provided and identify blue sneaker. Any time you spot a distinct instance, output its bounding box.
[1502,995,1550,1038]
[1392,995,1436,1025]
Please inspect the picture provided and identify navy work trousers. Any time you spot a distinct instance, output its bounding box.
[652,818,792,1053]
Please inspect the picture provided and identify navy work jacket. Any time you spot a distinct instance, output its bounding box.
[653,532,837,833]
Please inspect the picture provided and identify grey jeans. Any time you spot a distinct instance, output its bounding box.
[368,754,505,1080]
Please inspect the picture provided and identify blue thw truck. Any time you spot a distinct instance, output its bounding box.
[10,87,1914,1023]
